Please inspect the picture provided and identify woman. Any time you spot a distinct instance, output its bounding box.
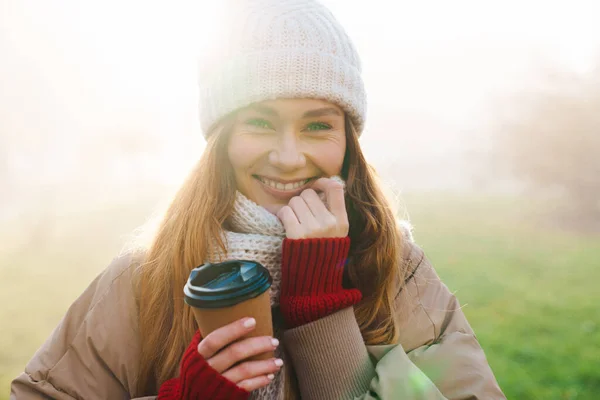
[11,1,505,399]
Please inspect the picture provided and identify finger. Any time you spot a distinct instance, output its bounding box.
[237,375,276,392]
[277,205,302,238]
[197,317,256,361]
[300,188,331,220]
[207,336,279,373]
[310,177,347,221]
[288,195,318,226]
[222,358,283,384]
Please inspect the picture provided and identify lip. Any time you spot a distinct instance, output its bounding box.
[254,176,314,200]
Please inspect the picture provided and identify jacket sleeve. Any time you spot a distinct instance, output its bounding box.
[9,254,154,400]
[283,243,505,400]
[356,330,502,400]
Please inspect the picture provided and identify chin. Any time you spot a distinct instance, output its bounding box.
[263,203,285,215]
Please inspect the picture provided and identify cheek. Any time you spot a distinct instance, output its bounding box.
[305,139,346,174]
[228,136,266,171]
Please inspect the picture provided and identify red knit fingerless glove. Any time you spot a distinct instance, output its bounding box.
[157,330,249,400]
[279,237,363,329]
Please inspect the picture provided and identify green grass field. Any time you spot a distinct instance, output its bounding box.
[1,193,599,399]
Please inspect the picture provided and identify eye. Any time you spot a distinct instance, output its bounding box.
[304,122,332,132]
[245,118,274,130]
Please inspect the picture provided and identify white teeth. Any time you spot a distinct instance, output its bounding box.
[259,177,310,191]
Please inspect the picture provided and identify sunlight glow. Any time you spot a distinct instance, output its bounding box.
[3,0,599,186]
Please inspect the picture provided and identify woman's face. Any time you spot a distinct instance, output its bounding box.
[228,98,346,214]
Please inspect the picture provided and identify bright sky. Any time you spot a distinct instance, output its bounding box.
[2,0,600,185]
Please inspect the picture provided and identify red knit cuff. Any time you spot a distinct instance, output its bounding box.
[281,237,351,296]
[280,237,362,328]
[158,330,249,400]
[280,290,362,328]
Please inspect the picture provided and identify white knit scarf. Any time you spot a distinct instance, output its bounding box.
[206,192,287,400]
[207,191,287,307]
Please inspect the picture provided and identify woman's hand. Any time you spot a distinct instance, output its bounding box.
[197,318,283,392]
[276,177,349,239]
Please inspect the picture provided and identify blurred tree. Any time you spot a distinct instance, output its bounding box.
[493,60,600,229]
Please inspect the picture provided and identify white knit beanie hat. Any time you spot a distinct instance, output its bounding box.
[198,0,366,137]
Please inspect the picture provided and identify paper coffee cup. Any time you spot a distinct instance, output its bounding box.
[184,260,274,360]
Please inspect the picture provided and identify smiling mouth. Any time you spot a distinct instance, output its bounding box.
[253,175,314,192]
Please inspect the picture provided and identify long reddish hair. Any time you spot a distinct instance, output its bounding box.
[134,115,410,395]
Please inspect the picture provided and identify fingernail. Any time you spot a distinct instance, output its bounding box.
[271,338,279,347]
[243,318,256,328]
[275,358,284,367]
[268,374,275,380]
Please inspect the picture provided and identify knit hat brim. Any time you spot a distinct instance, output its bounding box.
[199,50,366,136]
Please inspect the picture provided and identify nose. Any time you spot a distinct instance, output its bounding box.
[268,133,306,171]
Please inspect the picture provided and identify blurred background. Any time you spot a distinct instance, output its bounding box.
[1,0,599,398]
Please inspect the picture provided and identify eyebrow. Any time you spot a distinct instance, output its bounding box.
[247,105,342,118]
[302,107,342,118]
[248,105,278,116]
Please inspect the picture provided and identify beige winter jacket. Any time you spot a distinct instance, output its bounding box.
[10,242,505,399]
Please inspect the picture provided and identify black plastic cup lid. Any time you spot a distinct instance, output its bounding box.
[184,260,272,309]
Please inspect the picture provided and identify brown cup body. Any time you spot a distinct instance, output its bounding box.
[191,288,274,361]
